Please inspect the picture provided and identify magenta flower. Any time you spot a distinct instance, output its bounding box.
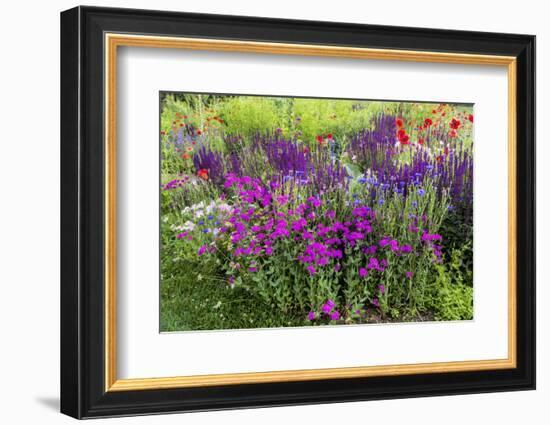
[291,218,307,232]
[316,257,329,266]
[321,299,335,314]
[325,210,336,220]
[306,265,316,275]
[307,311,316,321]
[276,195,289,205]
[352,206,370,217]
[378,284,385,294]
[359,267,368,278]
[307,196,322,208]
[406,271,414,279]
[372,298,380,308]
[197,245,207,256]
[379,237,391,247]
[330,311,341,321]
[400,244,413,253]
[422,232,443,242]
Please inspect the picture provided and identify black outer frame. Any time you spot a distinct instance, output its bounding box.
[60,5,536,419]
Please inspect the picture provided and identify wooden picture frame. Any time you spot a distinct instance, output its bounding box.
[61,5,535,419]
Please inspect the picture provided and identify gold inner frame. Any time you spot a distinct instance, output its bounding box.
[104,33,517,392]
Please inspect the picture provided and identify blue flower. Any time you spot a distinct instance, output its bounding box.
[417,189,425,196]
[378,199,385,205]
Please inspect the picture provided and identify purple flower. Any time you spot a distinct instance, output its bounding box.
[306,265,316,275]
[197,245,207,256]
[307,196,322,208]
[359,267,368,278]
[408,224,419,233]
[379,237,391,247]
[422,232,443,242]
[372,298,380,308]
[352,206,370,218]
[325,210,336,220]
[378,284,385,294]
[307,311,316,321]
[321,299,335,314]
[248,266,257,272]
[330,311,341,321]
[400,244,413,253]
[276,195,290,205]
[291,218,307,232]
[316,257,329,266]
[406,271,413,279]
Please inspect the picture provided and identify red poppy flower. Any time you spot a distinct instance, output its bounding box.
[432,109,437,114]
[397,129,406,139]
[182,154,190,160]
[441,112,446,117]
[327,133,333,140]
[444,146,449,155]
[183,115,188,119]
[399,135,410,145]
[468,114,474,123]
[436,155,443,163]
[316,135,323,143]
[396,118,404,128]
[160,131,166,136]
[197,130,202,135]
[180,123,184,127]
[449,118,461,130]
[197,169,209,180]
[424,118,433,127]
[418,137,425,145]
[449,129,458,138]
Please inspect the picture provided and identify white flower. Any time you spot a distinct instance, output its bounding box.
[182,220,195,231]
[217,202,232,213]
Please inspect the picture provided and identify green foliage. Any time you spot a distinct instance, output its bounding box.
[428,249,474,321]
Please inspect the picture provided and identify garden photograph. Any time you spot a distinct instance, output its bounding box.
[159,93,474,332]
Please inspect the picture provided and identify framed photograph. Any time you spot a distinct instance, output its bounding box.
[60,6,536,419]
